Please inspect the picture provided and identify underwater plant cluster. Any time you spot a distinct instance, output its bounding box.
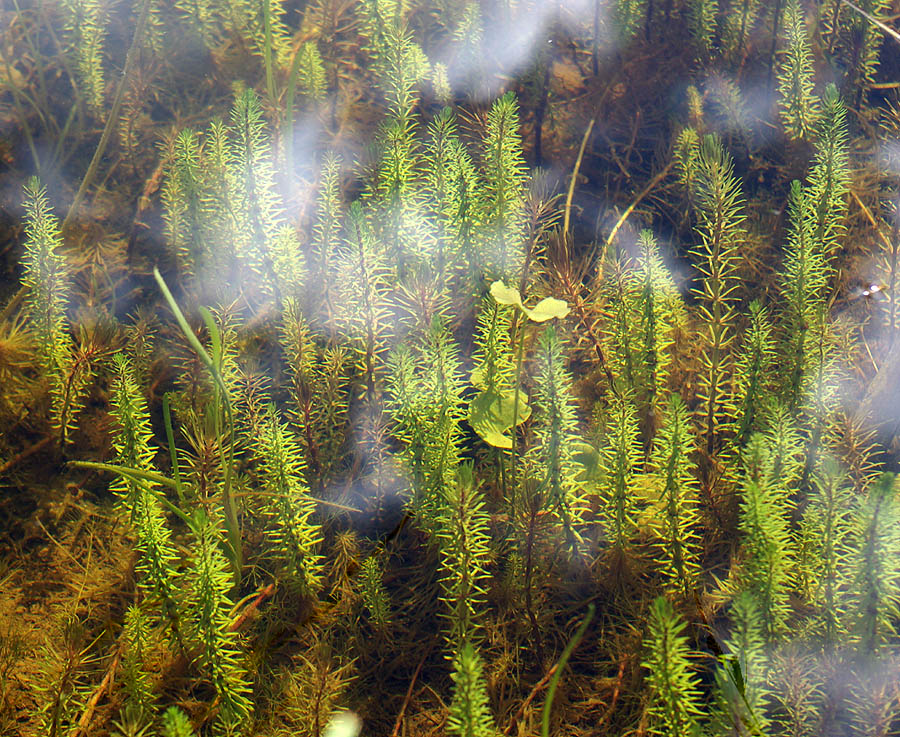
[2,0,900,735]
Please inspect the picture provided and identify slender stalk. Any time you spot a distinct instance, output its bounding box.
[540,603,595,737]
[767,0,785,88]
[564,118,595,240]
[890,212,899,347]
[283,40,306,179]
[509,325,527,512]
[533,54,552,167]
[524,497,545,666]
[62,0,153,233]
[162,393,185,503]
[263,0,276,104]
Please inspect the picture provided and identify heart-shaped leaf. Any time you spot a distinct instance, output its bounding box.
[524,296,570,322]
[468,387,531,449]
[489,280,523,308]
[489,280,569,322]
[571,441,602,480]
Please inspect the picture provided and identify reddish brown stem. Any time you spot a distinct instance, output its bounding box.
[0,435,52,476]
[502,664,559,735]
[390,647,429,737]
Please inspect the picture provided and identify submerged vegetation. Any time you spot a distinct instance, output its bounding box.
[2,0,900,735]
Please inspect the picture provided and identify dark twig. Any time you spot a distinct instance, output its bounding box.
[71,641,125,737]
[502,664,559,735]
[390,647,429,737]
[0,435,52,476]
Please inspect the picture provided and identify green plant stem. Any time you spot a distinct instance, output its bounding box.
[533,50,552,167]
[766,0,785,87]
[50,102,81,172]
[509,323,527,512]
[61,0,153,233]
[890,212,899,347]
[541,603,595,737]
[563,118,595,239]
[262,0,276,104]
[524,497,545,666]
[163,393,185,503]
[283,41,305,179]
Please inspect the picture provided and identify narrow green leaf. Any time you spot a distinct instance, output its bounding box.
[542,603,595,737]
[199,306,222,368]
[162,393,185,503]
[154,268,213,371]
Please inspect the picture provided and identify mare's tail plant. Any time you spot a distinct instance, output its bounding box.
[635,230,685,423]
[776,0,820,140]
[435,463,492,653]
[161,128,208,283]
[424,107,481,293]
[337,201,393,405]
[643,596,704,737]
[799,458,854,648]
[280,298,352,488]
[308,151,344,332]
[120,605,155,714]
[604,230,684,425]
[253,404,324,596]
[687,0,718,59]
[596,387,641,568]
[60,0,108,115]
[184,510,252,730]
[467,296,521,454]
[732,300,775,446]
[33,612,93,737]
[480,92,529,282]
[358,554,391,627]
[109,353,181,628]
[387,317,466,515]
[819,0,890,97]
[447,642,495,737]
[155,269,242,581]
[528,325,585,552]
[807,84,850,259]
[734,434,795,639]
[849,472,900,655]
[680,134,745,461]
[21,177,93,445]
[709,592,771,736]
[649,395,701,598]
[774,129,836,414]
[160,707,196,737]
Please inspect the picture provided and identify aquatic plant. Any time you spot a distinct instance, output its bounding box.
[643,596,704,737]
